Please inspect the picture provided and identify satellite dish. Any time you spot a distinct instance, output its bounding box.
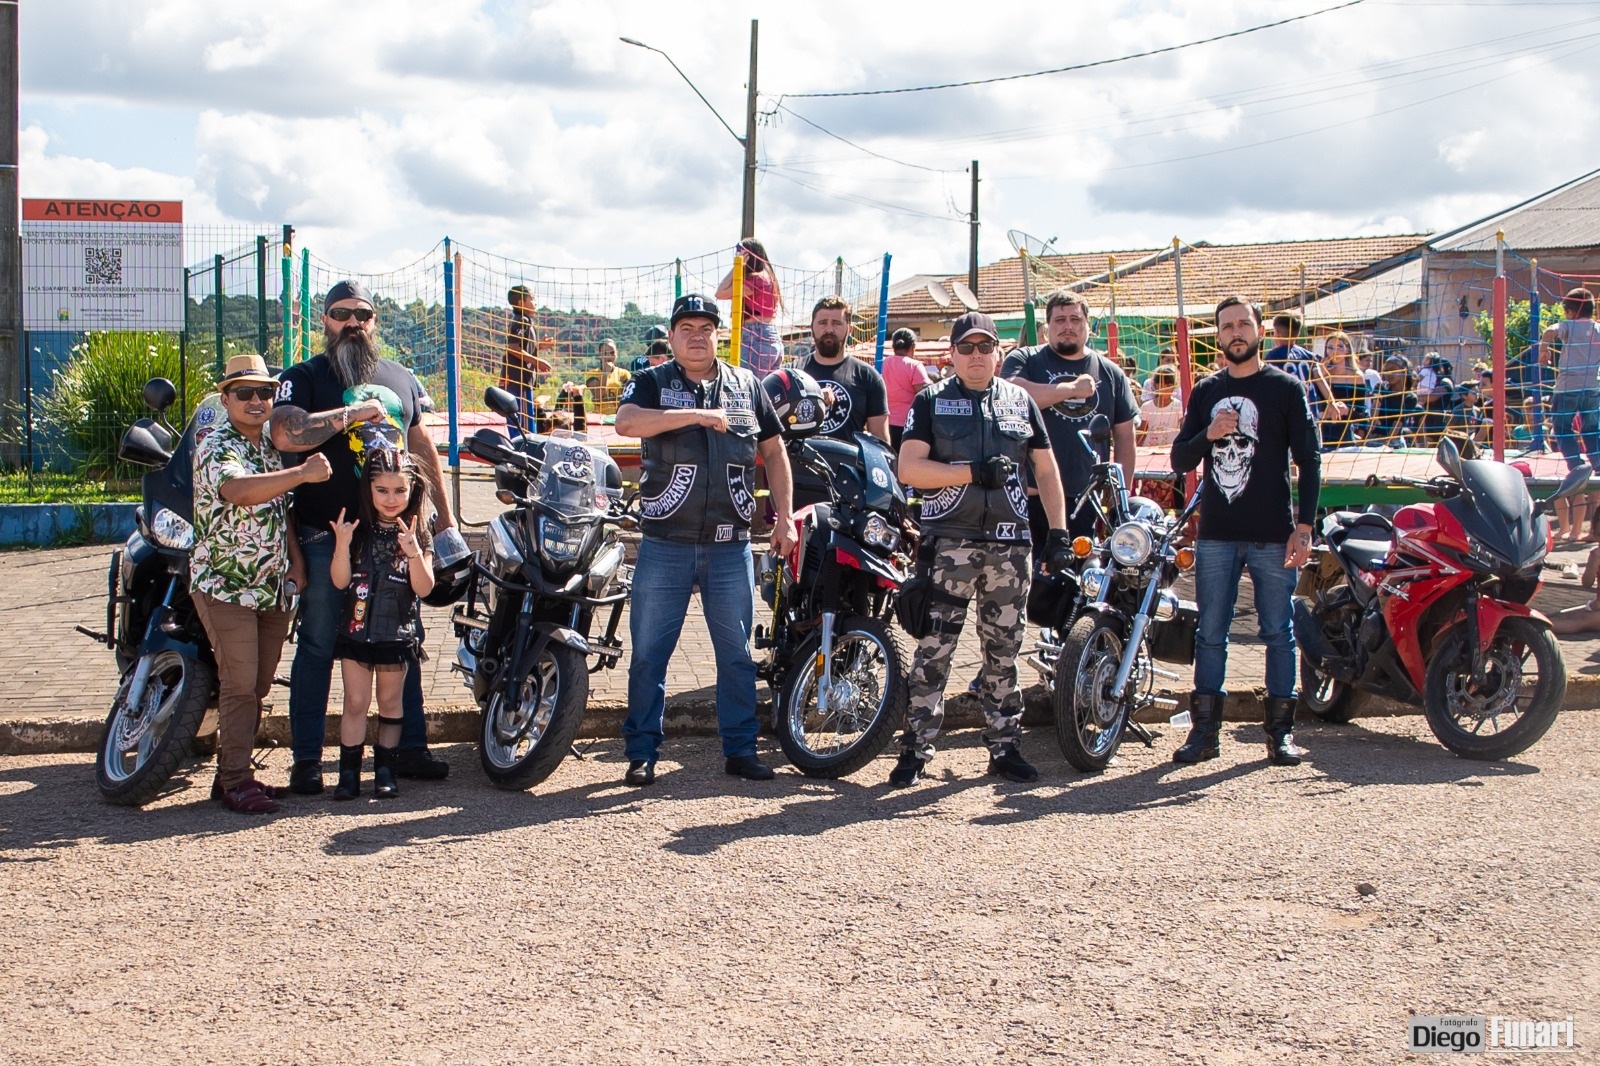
[1006,229,1059,258]
[950,280,980,311]
[926,280,952,309]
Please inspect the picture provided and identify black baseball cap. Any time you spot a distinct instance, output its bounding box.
[324,280,375,311]
[671,293,721,327]
[950,311,999,346]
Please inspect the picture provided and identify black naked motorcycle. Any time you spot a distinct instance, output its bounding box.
[452,387,631,791]
[755,432,913,777]
[1031,414,1200,772]
[78,379,220,805]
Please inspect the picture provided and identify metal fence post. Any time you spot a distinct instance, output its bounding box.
[212,253,224,372]
[281,226,294,365]
[874,252,891,372]
[299,248,312,362]
[255,235,268,356]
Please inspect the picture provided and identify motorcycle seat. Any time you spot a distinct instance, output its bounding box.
[1334,534,1393,575]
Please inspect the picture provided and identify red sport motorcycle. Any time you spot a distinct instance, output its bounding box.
[1296,439,1589,760]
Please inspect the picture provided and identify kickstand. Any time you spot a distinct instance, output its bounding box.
[250,739,280,772]
[1125,719,1156,748]
[570,736,603,761]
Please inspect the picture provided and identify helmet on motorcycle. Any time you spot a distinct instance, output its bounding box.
[421,526,475,607]
[761,368,827,439]
[1025,569,1079,630]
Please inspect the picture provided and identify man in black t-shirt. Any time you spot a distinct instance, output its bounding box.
[794,296,890,509]
[1170,295,1321,768]
[1001,290,1136,550]
[270,280,459,794]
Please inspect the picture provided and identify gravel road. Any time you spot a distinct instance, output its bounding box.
[2,713,1596,1064]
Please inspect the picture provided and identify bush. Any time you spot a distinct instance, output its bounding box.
[35,332,216,476]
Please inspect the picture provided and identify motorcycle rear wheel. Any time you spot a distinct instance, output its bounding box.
[776,616,907,778]
[1053,611,1131,773]
[1299,654,1355,723]
[1423,616,1564,761]
[95,650,214,806]
[479,644,588,791]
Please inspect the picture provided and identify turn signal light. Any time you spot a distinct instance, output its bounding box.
[495,489,516,504]
[1072,536,1094,558]
[1175,547,1195,571]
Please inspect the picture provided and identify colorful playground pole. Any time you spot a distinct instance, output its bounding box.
[1529,259,1545,453]
[1019,249,1036,347]
[674,258,683,301]
[298,248,312,366]
[1105,255,1120,364]
[280,225,294,366]
[729,250,744,368]
[443,240,459,468]
[1173,238,1196,498]
[1492,231,1507,462]
[874,252,891,372]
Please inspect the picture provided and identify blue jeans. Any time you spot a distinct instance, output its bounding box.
[1193,539,1298,700]
[288,528,428,763]
[623,537,760,762]
[1551,388,1600,473]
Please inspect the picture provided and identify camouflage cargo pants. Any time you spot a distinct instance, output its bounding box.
[900,538,1032,761]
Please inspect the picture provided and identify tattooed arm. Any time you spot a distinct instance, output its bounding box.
[269,398,386,453]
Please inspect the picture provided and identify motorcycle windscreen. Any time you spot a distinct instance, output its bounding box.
[145,393,227,525]
[536,433,619,517]
[854,431,906,512]
[1449,459,1542,570]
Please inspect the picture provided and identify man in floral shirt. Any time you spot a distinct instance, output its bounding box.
[191,354,331,812]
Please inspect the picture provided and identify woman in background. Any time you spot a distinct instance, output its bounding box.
[1320,331,1366,448]
[882,328,932,449]
[717,238,785,377]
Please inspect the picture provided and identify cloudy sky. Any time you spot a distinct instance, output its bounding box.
[19,0,1600,279]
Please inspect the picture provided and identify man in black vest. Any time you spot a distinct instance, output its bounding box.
[892,312,1072,786]
[793,296,891,509]
[614,293,797,786]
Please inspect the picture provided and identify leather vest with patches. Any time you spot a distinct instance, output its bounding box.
[341,525,421,647]
[917,376,1034,543]
[638,361,762,544]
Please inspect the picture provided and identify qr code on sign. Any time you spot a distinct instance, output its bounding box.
[84,246,123,286]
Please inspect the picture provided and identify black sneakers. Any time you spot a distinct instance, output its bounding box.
[986,746,1039,783]
[888,750,927,788]
[724,755,775,781]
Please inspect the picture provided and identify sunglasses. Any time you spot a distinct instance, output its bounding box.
[227,385,276,401]
[955,340,997,355]
[327,307,375,323]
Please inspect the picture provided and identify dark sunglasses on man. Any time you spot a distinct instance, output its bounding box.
[955,340,996,355]
[327,307,375,323]
[227,385,276,401]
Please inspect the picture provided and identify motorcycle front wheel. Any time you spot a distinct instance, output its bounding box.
[480,643,588,791]
[1053,611,1131,772]
[1423,615,1564,760]
[1299,654,1355,723]
[95,650,214,806]
[776,616,908,778]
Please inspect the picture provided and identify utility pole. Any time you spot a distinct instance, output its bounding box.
[0,0,19,467]
[968,160,980,298]
[741,19,759,240]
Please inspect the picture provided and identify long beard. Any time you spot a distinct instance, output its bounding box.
[326,327,380,387]
[814,335,842,359]
[1051,339,1082,357]
[1224,340,1260,365]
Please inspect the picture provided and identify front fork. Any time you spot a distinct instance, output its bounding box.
[1110,574,1161,700]
[816,610,837,715]
[125,574,181,711]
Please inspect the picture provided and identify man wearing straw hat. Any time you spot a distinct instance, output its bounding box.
[271,280,459,794]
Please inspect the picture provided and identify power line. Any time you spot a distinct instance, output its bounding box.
[769,102,966,174]
[781,0,1365,99]
[758,166,966,224]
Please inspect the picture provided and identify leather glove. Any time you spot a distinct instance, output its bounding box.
[1045,529,1075,574]
[973,455,1015,490]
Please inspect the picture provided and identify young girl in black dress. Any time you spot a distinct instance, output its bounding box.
[329,449,436,800]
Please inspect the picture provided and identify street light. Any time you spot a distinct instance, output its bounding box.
[620,21,759,239]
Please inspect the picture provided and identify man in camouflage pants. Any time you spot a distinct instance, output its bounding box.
[894,311,1074,785]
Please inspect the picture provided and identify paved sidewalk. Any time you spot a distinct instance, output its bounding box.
[5,475,1600,747]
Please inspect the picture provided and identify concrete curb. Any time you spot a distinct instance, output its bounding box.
[6,674,1598,756]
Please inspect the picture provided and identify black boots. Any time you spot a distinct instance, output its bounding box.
[1264,697,1304,766]
[1173,692,1224,763]
[333,744,363,801]
[373,745,400,799]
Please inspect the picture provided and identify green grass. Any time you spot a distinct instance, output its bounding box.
[0,471,141,504]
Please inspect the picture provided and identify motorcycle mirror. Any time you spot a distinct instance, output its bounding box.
[1435,436,1463,479]
[1550,463,1592,503]
[118,422,174,467]
[483,386,521,419]
[466,426,520,466]
[1077,412,1111,455]
[142,377,177,414]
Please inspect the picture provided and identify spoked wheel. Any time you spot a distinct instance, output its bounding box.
[1053,611,1131,772]
[480,644,588,790]
[1423,616,1565,761]
[1299,654,1355,723]
[95,650,214,806]
[776,616,908,778]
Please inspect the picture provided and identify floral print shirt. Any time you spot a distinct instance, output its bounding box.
[191,420,290,609]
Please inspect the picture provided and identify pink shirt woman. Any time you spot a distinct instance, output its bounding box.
[882,330,932,447]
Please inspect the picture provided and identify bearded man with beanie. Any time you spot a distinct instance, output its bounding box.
[271,281,458,793]
[1169,296,1321,766]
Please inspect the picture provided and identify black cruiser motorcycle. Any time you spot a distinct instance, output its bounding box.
[79,379,219,805]
[451,387,632,790]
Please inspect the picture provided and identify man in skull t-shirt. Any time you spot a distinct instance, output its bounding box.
[1170,296,1321,769]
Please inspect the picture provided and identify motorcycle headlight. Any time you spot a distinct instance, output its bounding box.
[539,516,588,564]
[858,513,900,553]
[1108,522,1153,567]
[150,508,193,551]
[1080,566,1108,602]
